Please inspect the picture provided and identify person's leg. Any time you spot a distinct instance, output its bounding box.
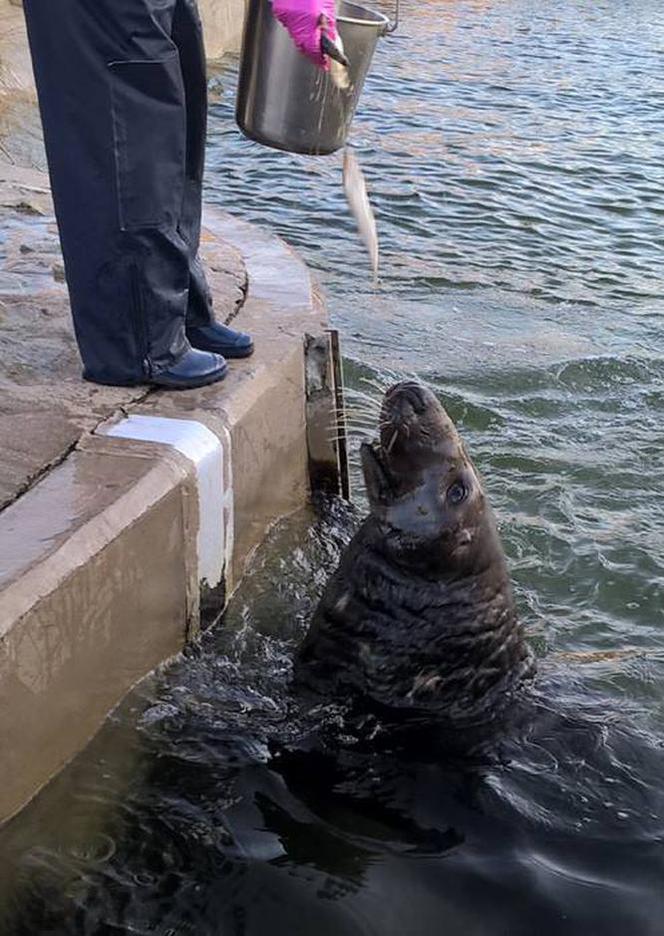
[171,0,213,327]
[172,0,254,358]
[22,0,226,385]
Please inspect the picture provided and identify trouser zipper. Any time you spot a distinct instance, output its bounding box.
[129,264,152,379]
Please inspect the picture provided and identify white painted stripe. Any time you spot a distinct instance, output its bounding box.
[102,415,228,589]
[216,423,235,584]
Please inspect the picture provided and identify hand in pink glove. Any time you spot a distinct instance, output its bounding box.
[271,0,338,70]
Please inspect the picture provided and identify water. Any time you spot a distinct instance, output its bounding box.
[2,0,664,932]
[2,504,664,934]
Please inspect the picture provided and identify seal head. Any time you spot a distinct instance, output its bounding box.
[297,381,535,728]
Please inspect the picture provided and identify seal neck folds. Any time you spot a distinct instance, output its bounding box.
[297,381,535,729]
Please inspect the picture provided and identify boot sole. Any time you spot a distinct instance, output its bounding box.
[83,362,229,390]
[151,361,229,390]
[188,342,255,359]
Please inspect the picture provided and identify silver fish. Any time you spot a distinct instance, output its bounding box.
[321,9,351,90]
[343,147,379,278]
[325,33,351,91]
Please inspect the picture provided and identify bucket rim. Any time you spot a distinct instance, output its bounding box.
[337,5,389,28]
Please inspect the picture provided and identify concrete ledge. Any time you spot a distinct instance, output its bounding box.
[0,0,247,168]
[197,0,247,60]
[0,0,246,99]
[0,167,248,512]
[0,205,343,826]
[0,0,345,831]
[0,442,198,824]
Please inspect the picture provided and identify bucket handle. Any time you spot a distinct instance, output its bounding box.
[383,0,399,34]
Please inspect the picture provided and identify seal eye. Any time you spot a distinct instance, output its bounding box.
[447,481,468,505]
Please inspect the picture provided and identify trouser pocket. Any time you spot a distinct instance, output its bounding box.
[109,52,186,231]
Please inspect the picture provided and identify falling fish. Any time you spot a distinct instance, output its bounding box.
[343,147,379,278]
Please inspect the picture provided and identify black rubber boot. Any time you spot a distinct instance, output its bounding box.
[22,0,220,386]
[83,347,228,389]
[151,348,228,389]
[187,322,255,358]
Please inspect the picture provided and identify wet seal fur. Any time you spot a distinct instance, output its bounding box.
[297,381,535,732]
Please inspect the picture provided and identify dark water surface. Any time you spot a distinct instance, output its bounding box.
[2,0,664,933]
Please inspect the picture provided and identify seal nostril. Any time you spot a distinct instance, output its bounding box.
[401,384,427,414]
[386,381,428,414]
[405,386,427,414]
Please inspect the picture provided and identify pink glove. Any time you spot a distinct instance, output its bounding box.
[271,0,338,70]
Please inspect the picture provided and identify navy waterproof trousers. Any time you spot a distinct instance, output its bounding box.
[23,0,215,384]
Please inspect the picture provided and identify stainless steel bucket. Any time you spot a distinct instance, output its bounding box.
[236,0,392,155]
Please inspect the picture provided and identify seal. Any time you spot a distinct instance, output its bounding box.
[297,380,535,728]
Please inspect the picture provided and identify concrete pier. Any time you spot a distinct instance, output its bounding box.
[0,0,347,828]
[0,164,345,825]
[0,0,246,99]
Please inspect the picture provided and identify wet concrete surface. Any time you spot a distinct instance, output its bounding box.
[0,166,248,512]
[0,2,340,826]
[0,4,249,512]
[0,163,333,825]
[0,443,198,825]
[0,0,245,104]
[0,2,33,95]
[0,197,332,824]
